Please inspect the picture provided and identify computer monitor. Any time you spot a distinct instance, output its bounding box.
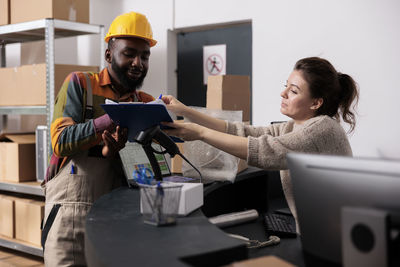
[287,153,400,265]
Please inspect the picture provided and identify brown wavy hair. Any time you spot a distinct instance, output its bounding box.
[294,57,359,132]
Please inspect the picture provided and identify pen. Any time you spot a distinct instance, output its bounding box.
[70,164,75,174]
[158,94,162,99]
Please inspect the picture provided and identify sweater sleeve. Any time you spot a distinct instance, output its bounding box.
[226,121,281,137]
[246,117,343,170]
[247,129,316,170]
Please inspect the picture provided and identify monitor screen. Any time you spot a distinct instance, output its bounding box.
[119,142,171,184]
[287,153,400,265]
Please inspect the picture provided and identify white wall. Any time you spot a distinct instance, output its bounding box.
[171,0,400,158]
[4,0,399,158]
[83,0,173,97]
[77,0,125,67]
[120,0,174,98]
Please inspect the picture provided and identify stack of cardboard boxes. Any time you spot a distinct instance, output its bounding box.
[1,0,89,26]
[0,0,10,26]
[207,75,251,122]
[0,64,98,106]
[0,133,36,182]
[171,75,250,174]
[0,195,14,239]
[208,75,251,174]
[10,0,89,24]
[0,0,93,248]
[0,0,97,106]
[0,194,44,246]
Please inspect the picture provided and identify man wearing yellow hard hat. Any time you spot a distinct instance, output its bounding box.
[41,11,157,266]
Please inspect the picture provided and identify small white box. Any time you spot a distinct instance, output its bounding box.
[176,183,203,216]
[140,182,203,217]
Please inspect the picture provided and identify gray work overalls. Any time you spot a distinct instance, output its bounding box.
[41,74,125,266]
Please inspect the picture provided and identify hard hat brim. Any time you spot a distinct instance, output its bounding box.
[104,34,157,47]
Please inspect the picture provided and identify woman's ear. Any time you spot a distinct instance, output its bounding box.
[310,98,323,110]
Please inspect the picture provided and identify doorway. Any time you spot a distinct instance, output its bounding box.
[175,22,252,120]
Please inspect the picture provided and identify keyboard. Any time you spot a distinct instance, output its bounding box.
[264,213,297,238]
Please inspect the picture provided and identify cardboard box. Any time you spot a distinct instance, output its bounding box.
[0,64,99,106]
[0,0,10,26]
[237,121,250,173]
[170,142,184,174]
[237,158,248,174]
[227,255,296,267]
[10,0,89,24]
[207,75,251,121]
[15,198,44,246]
[0,133,36,182]
[0,195,15,238]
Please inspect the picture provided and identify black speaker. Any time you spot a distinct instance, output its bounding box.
[342,207,389,267]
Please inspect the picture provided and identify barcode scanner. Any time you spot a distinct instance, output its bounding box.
[135,125,179,180]
[135,125,202,182]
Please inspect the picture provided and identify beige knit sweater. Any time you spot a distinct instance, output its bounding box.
[226,115,352,231]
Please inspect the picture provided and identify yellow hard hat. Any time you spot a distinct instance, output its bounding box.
[104,11,157,47]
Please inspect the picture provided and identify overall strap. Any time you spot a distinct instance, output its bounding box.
[83,73,93,121]
[41,204,61,250]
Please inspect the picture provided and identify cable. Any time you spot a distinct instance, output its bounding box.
[178,152,203,183]
[150,145,169,155]
[147,143,203,183]
[227,234,280,249]
[146,142,202,183]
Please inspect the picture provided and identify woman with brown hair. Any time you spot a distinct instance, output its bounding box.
[162,57,359,231]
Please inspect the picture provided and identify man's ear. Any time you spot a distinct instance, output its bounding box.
[105,48,112,64]
[310,98,323,110]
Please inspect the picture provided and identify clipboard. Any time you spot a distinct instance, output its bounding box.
[101,103,182,142]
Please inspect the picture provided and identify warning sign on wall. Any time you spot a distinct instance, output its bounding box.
[203,44,226,84]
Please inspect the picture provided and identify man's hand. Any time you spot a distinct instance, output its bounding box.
[102,126,128,158]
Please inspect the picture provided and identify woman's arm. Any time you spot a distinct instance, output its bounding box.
[163,121,248,160]
[162,95,227,133]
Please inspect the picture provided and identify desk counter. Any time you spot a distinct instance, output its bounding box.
[85,187,247,267]
[85,167,307,266]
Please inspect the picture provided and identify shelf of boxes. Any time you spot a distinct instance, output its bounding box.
[0,18,105,128]
[0,18,105,257]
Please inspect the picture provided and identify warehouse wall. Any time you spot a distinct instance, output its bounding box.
[5,0,400,158]
[170,0,400,158]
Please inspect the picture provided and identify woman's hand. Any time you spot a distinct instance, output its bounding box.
[162,121,205,141]
[161,95,188,117]
[102,126,128,158]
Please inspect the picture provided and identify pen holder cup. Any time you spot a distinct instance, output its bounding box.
[139,183,183,226]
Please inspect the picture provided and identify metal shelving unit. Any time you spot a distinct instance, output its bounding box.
[0,18,105,257]
[0,18,105,150]
[0,106,46,115]
[0,181,44,196]
[0,235,43,257]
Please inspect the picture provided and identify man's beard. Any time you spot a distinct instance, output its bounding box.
[111,58,147,92]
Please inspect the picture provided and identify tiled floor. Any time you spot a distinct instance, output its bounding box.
[0,247,43,267]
